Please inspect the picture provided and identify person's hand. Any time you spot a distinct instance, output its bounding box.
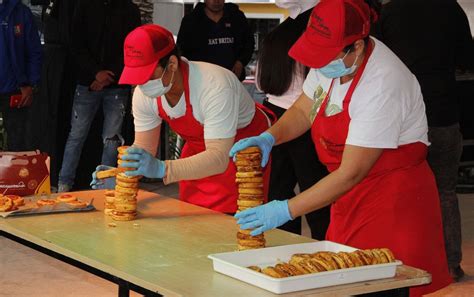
[90,165,116,189]
[90,80,105,91]
[232,60,244,78]
[229,132,275,167]
[95,70,115,85]
[19,86,33,108]
[235,200,293,236]
[120,147,166,178]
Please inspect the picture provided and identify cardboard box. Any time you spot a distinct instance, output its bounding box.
[0,151,50,196]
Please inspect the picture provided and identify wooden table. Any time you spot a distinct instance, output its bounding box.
[0,190,431,296]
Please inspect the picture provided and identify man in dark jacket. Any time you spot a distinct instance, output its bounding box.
[57,0,141,192]
[0,0,42,151]
[374,0,474,282]
[177,0,254,81]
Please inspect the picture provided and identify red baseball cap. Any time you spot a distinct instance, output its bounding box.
[289,0,371,69]
[119,24,175,85]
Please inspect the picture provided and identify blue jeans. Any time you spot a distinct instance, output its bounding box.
[59,85,129,187]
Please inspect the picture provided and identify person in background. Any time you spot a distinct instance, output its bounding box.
[373,0,474,282]
[0,0,42,151]
[176,0,254,81]
[57,0,141,192]
[256,1,330,239]
[230,0,451,295]
[91,24,272,214]
[32,0,77,190]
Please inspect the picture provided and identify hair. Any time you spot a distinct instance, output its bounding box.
[257,14,310,96]
[158,46,181,68]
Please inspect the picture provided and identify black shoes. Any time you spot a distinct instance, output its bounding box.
[449,265,465,282]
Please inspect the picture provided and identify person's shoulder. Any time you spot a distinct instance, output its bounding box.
[190,60,235,80]
[189,61,239,92]
[367,37,414,80]
[225,3,247,19]
[224,2,240,12]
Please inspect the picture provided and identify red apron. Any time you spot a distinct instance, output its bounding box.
[157,61,271,213]
[311,42,451,296]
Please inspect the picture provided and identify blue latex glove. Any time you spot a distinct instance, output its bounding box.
[90,165,117,189]
[234,200,293,236]
[120,147,166,178]
[229,132,275,167]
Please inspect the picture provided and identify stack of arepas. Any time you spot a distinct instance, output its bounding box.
[112,146,140,221]
[235,146,266,251]
[104,190,115,215]
[249,248,396,278]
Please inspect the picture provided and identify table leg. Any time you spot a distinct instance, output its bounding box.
[116,277,130,297]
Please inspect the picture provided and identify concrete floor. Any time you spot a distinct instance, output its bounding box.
[0,184,473,296]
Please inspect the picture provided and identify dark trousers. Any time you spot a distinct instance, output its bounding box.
[0,93,33,151]
[427,123,463,268]
[264,101,330,240]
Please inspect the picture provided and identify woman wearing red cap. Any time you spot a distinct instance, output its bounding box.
[91,24,271,214]
[230,0,451,295]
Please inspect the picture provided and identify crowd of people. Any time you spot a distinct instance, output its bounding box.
[1,0,473,295]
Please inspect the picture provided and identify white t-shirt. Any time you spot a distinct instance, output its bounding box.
[132,59,255,139]
[303,37,429,149]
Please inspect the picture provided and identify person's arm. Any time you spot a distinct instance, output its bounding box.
[288,145,383,217]
[267,92,314,145]
[164,137,234,184]
[70,0,100,83]
[133,126,160,156]
[164,85,242,183]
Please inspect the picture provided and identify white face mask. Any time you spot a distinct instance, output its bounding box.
[275,0,320,19]
[139,66,174,98]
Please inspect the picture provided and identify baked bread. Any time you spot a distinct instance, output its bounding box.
[111,210,137,221]
[0,197,14,212]
[6,195,24,207]
[238,147,262,154]
[96,168,119,179]
[250,248,397,278]
[37,199,57,207]
[57,194,77,203]
[67,200,87,209]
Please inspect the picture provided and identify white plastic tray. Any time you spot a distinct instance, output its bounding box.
[208,241,402,294]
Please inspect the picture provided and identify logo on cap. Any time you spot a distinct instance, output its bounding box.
[125,45,144,60]
[309,11,331,38]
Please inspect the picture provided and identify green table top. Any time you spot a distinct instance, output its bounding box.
[0,190,431,296]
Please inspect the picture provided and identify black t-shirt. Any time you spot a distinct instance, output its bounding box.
[177,3,255,81]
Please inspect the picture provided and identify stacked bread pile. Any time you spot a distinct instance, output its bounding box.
[97,167,119,215]
[104,190,115,215]
[111,146,140,221]
[235,146,266,251]
[248,248,396,278]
